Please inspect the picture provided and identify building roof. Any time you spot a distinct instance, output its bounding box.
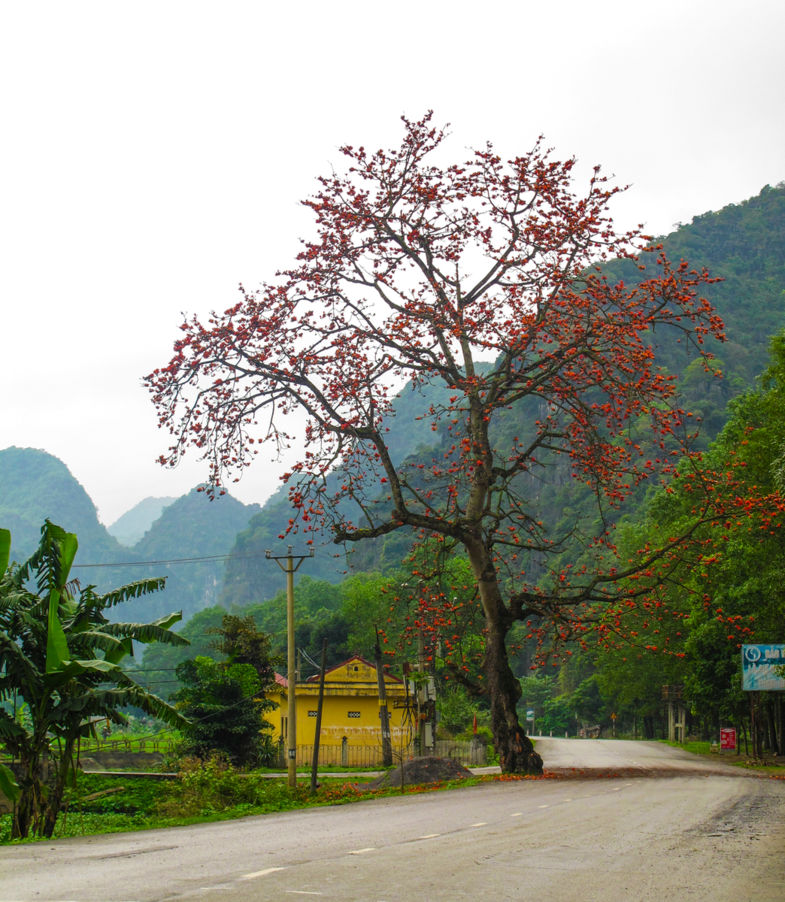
[305,654,403,684]
[273,654,403,689]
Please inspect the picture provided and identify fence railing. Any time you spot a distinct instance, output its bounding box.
[280,738,489,768]
[77,735,178,755]
[3,737,490,777]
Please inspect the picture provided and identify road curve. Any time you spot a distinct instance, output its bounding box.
[1,740,783,901]
[535,736,747,775]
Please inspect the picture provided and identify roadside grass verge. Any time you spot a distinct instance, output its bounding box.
[0,763,490,844]
[661,739,785,776]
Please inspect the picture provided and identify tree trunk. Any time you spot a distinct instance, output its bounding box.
[484,617,543,775]
[11,749,45,840]
[11,767,34,840]
[42,741,74,838]
[465,536,543,775]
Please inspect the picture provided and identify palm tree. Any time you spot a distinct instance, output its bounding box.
[0,521,189,838]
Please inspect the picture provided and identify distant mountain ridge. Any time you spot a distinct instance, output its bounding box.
[0,447,124,565]
[107,496,177,546]
[0,447,260,623]
[3,185,784,625]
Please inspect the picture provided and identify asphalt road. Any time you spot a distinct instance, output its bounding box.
[2,740,784,901]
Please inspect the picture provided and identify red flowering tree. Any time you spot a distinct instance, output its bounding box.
[147,115,725,773]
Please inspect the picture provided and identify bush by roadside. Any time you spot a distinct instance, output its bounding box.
[0,755,485,843]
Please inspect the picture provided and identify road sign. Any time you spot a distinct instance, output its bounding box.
[526,709,535,720]
[741,644,785,691]
[720,727,736,750]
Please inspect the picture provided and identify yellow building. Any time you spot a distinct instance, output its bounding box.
[267,655,412,766]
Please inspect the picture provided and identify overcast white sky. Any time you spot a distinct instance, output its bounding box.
[2,0,783,526]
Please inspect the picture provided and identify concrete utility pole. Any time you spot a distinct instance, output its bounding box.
[266,545,313,788]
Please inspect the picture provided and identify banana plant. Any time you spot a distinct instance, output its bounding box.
[0,528,19,804]
[0,521,189,838]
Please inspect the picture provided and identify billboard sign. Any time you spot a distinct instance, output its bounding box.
[741,644,785,691]
[719,727,736,750]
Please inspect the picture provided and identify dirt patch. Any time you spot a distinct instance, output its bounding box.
[542,765,758,780]
[369,756,473,789]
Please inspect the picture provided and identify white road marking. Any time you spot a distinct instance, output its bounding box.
[240,867,287,880]
[349,847,376,854]
[538,804,549,808]
[510,812,522,817]
[471,822,487,827]
[419,833,441,838]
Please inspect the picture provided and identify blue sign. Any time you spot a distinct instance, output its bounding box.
[742,644,785,691]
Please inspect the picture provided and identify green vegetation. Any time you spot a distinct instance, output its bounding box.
[173,614,279,766]
[0,757,486,843]
[0,521,187,838]
[3,184,785,781]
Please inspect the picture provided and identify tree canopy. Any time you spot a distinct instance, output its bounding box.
[173,614,278,765]
[149,114,742,772]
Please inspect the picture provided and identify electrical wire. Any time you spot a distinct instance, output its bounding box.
[71,549,274,569]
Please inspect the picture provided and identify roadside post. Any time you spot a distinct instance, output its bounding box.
[526,709,535,735]
[266,545,313,788]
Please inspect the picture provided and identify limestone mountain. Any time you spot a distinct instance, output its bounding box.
[0,447,260,623]
[107,496,177,546]
[125,488,261,623]
[0,446,123,565]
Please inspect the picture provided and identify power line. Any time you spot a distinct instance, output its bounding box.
[72,549,273,569]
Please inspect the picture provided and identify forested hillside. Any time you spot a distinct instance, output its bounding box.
[0,447,124,565]
[219,184,785,605]
[0,448,259,623]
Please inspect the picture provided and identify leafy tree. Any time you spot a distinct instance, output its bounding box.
[581,332,785,743]
[209,613,278,681]
[673,334,785,738]
[173,614,278,766]
[148,114,728,773]
[173,657,274,766]
[0,521,187,838]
